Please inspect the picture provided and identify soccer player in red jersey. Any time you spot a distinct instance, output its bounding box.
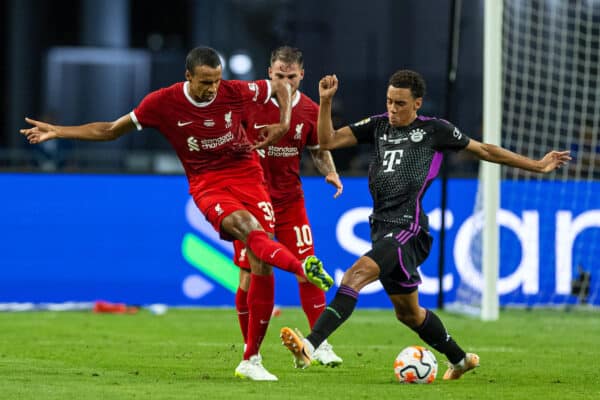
[20,46,334,381]
[232,46,344,369]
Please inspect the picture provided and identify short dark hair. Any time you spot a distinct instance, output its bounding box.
[388,70,426,99]
[270,46,304,68]
[186,47,222,73]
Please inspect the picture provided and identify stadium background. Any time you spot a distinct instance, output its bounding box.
[0,0,597,308]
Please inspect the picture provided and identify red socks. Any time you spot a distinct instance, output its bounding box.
[243,274,275,360]
[246,230,305,276]
[299,281,326,328]
[235,287,249,344]
[237,279,327,354]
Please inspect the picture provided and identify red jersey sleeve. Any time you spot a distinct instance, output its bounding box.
[129,88,166,130]
[231,80,272,106]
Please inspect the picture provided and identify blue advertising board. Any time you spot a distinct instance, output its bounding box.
[1,174,598,308]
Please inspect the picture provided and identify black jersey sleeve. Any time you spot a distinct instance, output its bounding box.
[432,119,470,151]
[348,116,379,145]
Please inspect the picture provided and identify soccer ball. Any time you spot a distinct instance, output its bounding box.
[393,345,437,384]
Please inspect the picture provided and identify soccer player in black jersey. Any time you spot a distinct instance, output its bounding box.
[281,70,571,379]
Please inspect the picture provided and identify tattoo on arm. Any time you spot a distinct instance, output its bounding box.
[310,149,337,176]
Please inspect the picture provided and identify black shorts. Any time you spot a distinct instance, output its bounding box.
[364,228,433,295]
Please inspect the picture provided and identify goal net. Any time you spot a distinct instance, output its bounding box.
[451,0,600,316]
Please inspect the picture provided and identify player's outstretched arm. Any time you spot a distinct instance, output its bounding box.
[464,138,571,173]
[253,81,291,149]
[309,148,343,198]
[317,75,357,150]
[20,114,136,144]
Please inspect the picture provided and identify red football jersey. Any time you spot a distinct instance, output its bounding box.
[243,91,319,206]
[130,79,271,192]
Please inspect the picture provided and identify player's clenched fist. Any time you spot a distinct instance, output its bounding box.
[319,74,338,100]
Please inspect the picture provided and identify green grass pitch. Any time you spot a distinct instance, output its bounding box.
[1,308,598,399]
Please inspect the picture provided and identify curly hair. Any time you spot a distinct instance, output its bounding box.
[388,70,426,99]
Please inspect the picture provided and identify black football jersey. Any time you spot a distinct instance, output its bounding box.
[349,114,470,241]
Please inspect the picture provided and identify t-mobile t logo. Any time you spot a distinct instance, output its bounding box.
[382,149,404,172]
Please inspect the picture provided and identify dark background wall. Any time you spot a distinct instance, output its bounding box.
[0,0,483,175]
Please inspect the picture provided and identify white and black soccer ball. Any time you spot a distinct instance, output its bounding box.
[393,345,438,384]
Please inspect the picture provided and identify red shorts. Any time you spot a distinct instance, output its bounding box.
[233,196,314,270]
[193,182,275,241]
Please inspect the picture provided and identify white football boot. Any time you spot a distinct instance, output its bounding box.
[234,355,278,381]
[312,340,343,367]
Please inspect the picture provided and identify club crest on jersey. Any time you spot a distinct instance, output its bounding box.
[187,136,200,152]
[409,128,427,143]
[294,123,304,139]
[224,111,232,128]
[214,203,224,216]
[203,119,215,127]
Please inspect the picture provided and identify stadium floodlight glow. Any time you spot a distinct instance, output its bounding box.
[229,52,253,75]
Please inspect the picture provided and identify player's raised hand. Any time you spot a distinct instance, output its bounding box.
[252,124,288,150]
[325,171,343,199]
[20,117,59,144]
[538,150,572,173]
[319,75,338,100]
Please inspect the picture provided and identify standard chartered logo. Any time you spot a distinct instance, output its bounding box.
[187,136,200,151]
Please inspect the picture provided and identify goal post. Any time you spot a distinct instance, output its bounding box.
[451,0,600,315]
[481,0,502,321]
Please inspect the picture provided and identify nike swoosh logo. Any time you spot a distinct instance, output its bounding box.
[313,303,326,309]
[254,123,268,129]
[269,248,282,259]
[298,247,312,255]
[259,319,269,325]
[178,121,193,127]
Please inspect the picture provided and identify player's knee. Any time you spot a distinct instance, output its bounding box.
[341,258,379,291]
[223,211,264,241]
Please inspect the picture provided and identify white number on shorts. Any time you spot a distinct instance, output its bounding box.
[293,224,313,247]
[257,201,275,224]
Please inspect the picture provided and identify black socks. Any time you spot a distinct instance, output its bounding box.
[306,285,358,348]
[412,309,466,364]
